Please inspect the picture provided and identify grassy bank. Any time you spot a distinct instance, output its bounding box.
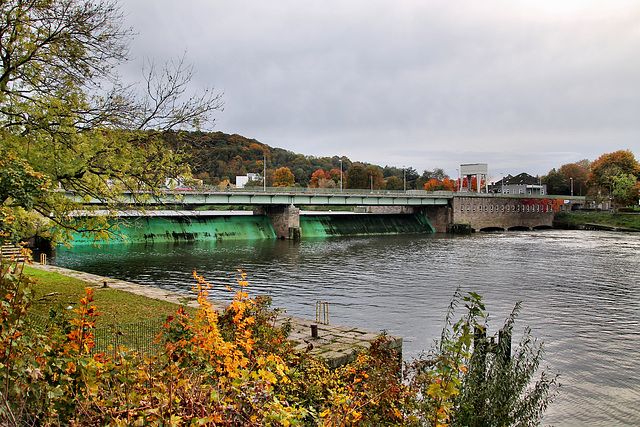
[554,212,640,231]
[24,266,192,326]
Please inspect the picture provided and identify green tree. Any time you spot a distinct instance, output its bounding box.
[543,169,569,195]
[0,0,223,243]
[612,173,639,206]
[346,163,368,189]
[0,150,51,243]
[385,176,404,190]
[273,167,295,187]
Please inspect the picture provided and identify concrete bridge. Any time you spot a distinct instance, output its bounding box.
[64,188,584,238]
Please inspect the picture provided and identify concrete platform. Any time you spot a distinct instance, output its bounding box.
[25,262,402,367]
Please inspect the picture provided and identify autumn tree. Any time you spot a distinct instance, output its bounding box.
[424,178,455,191]
[328,168,344,187]
[273,167,295,187]
[365,165,384,190]
[309,169,328,188]
[0,0,223,243]
[588,150,640,193]
[559,159,590,196]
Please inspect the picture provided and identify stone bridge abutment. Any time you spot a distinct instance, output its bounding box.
[451,196,556,232]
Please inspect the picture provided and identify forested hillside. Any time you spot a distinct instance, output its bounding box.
[165,130,439,189]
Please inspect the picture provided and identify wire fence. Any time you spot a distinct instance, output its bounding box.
[26,314,167,357]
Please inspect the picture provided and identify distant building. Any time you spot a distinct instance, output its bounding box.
[490,173,547,195]
[460,163,489,193]
[236,173,261,189]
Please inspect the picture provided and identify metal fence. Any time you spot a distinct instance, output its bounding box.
[26,314,166,357]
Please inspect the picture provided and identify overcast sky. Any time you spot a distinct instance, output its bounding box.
[119,0,640,180]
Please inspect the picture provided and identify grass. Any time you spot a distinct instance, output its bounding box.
[554,212,640,231]
[24,266,195,327]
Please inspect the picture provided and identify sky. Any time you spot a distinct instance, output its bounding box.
[118,0,640,180]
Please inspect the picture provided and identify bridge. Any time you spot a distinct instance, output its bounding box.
[64,188,584,238]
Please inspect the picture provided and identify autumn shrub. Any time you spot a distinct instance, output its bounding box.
[1,253,557,427]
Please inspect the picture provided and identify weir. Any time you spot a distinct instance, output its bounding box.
[63,189,586,242]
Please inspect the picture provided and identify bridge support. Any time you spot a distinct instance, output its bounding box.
[254,205,300,239]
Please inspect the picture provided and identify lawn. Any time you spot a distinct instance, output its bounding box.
[24,266,194,327]
[554,212,640,231]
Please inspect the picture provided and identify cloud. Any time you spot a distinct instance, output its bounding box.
[119,0,640,177]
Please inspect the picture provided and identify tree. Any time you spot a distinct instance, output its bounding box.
[327,168,344,187]
[423,178,455,192]
[309,169,328,188]
[543,169,570,195]
[346,163,368,189]
[559,160,589,196]
[365,165,384,190]
[588,150,640,193]
[0,150,51,243]
[0,0,223,243]
[612,173,640,206]
[385,176,404,190]
[273,167,295,187]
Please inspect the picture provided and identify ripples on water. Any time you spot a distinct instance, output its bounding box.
[52,230,640,426]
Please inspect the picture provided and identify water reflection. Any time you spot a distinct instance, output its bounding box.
[52,230,640,426]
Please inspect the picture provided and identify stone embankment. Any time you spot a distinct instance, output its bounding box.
[26,262,402,368]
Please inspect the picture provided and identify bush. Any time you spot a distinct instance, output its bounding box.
[1,257,557,426]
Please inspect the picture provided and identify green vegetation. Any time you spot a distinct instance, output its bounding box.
[554,212,640,231]
[543,150,640,207]
[24,266,195,326]
[2,258,558,426]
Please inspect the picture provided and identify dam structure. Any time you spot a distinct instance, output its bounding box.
[63,188,583,243]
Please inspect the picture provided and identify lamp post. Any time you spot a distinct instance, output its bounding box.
[570,177,574,197]
[456,168,459,192]
[501,173,504,195]
[263,153,266,191]
[403,166,406,192]
[339,159,343,191]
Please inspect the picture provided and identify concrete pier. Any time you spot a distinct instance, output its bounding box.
[26,263,401,367]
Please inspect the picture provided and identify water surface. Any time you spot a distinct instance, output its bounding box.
[52,230,640,426]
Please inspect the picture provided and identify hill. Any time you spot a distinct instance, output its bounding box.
[164,130,427,189]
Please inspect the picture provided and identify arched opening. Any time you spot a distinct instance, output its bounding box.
[507,226,530,231]
[533,225,553,230]
[479,227,505,232]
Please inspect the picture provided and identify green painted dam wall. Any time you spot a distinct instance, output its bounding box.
[300,214,434,238]
[66,213,434,245]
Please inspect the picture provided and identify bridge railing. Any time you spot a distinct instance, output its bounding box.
[180,186,454,197]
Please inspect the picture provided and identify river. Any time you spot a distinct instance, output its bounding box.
[51,229,640,426]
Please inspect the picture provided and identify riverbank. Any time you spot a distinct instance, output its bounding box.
[24,262,401,367]
[553,211,640,232]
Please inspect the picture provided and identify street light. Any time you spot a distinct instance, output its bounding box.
[500,173,504,195]
[403,166,406,192]
[339,159,343,191]
[263,153,266,191]
[570,177,574,197]
[456,168,459,192]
